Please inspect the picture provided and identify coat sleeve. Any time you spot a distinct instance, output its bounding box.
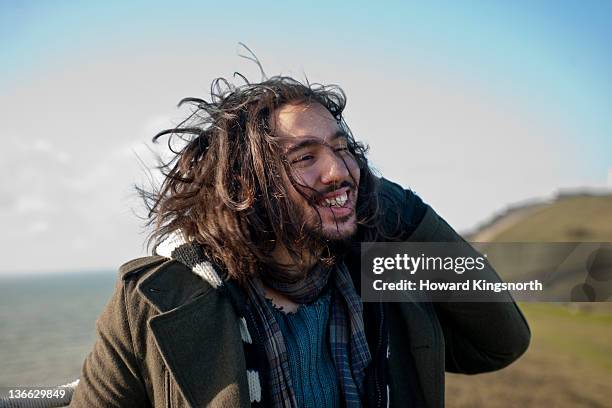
[406,195,531,374]
[69,277,149,407]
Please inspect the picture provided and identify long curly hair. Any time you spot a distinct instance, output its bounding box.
[140,75,389,284]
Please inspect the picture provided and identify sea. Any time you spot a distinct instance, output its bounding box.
[0,271,116,387]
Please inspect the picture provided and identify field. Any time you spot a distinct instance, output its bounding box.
[447,303,612,407]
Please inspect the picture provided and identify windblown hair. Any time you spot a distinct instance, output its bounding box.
[141,75,388,284]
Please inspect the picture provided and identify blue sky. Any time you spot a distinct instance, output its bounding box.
[1,1,610,273]
[2,1,610,174]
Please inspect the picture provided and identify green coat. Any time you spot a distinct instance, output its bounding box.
[70,180,530,408]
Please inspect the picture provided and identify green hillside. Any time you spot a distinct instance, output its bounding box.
[468,194,612,302]
[491,194,612,242]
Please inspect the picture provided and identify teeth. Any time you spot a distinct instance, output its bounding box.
[322,192,348,207]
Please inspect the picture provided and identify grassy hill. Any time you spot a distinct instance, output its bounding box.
[467,193,612,302]
[491,194,612,242]
[447,193,612,408]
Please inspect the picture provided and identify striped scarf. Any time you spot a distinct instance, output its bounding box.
[156,231,373,407]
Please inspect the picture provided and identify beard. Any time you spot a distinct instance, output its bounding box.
[265,179,359,282]
[265,205,357,283]
[295,200,358,264]
[303,213,357,246]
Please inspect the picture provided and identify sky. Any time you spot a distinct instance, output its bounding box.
[1,0,611,274]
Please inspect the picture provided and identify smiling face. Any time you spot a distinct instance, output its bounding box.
[272,102,361,241]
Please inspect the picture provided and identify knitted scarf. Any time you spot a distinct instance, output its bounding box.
[157,231,372,407]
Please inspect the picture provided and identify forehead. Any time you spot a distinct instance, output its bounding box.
[271,102,342,145]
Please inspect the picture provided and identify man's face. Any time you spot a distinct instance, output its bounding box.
[272,102,361,241]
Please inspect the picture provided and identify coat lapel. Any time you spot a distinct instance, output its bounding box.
[137,260,250,407]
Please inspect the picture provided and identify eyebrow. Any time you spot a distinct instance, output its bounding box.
[283,130,349,156]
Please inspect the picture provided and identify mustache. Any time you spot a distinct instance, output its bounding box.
[309,180,355,202]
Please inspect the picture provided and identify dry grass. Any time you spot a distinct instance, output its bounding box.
[446,303,612,408]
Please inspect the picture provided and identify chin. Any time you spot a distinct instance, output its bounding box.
[320,218,358,242]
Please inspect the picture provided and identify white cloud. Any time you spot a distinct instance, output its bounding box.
[26,220,49,235]
[14,196,50,214]
[16,138,73,165]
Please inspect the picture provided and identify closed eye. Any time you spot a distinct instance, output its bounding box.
[292,154,314,164]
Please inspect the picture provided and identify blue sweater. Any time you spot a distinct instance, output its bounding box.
[270,290,340,408]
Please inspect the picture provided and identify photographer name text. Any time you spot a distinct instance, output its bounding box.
[372,279,543,293]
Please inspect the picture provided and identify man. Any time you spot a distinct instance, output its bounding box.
[70,76,530,407]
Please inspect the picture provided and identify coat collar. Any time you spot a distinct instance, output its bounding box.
[143,229,248,315]
[136,259,214,313]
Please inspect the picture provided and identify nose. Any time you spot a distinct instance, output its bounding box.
[320,148,350,185]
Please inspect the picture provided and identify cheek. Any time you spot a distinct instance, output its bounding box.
[291,167,319,188]
[286,177,315,206]
[346,157,361,184]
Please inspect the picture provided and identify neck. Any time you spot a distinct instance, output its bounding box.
[264,244,322,313]
[270,243,321,281]
[263,285,300,313]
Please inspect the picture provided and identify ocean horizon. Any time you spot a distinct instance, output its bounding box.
[0,271,116,387]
